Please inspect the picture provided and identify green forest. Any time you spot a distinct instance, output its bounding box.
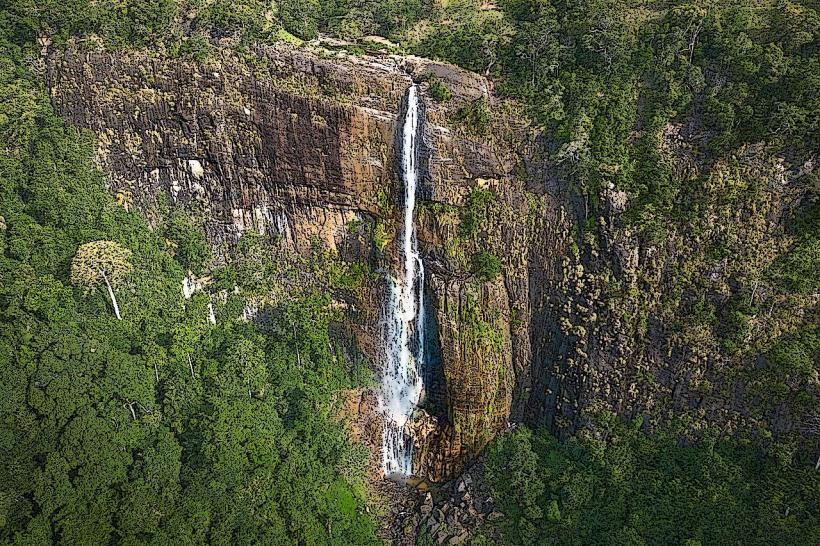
[0,14,377,542]
[0,70,377,546]
[1,0,818,544]
[485,422,818,545]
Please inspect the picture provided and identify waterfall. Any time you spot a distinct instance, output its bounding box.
[380,85,425,477]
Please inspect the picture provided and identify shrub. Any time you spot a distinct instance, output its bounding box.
[459,185,496,237]
[471,251,501,282]
[546,499,561,522]
[453,98,491,136]
[427,76,452,102]
[373,220,391,252]
[278,0,320,40]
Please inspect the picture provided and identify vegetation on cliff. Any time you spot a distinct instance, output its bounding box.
[485,423,819,545]
[1,0,818,544]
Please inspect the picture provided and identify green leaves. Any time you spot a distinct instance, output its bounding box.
[279,0,321,40]
[0,34,377,544]
[453,98,492,137]
[471,251,502,282]
[487,427,546,544]
[162,210,210,275]
[485,424,820,545]
[71,240,133,293]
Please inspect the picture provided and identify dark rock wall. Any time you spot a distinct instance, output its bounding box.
[47,42,816,481]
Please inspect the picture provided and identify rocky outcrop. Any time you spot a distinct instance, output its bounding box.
[46,38,816,483]
[524,135,817,443]
[389,455,504,546]
[47,43,409,251]
[46,41,531,481]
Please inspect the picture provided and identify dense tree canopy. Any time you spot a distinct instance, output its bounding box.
[0,30,377,543]
[485,423,820,545]
[0,1,817,545]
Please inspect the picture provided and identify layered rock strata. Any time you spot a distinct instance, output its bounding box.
[47,40,816,481]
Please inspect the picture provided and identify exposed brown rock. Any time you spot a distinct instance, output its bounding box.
[47,41,528,482]
[47,39,816,488]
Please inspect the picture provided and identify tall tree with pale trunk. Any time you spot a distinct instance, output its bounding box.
[71,240,133,320]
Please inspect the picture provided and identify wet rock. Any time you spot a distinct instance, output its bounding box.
[420,493,434,515]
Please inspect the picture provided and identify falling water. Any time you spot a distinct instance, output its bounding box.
[380,85,425,477]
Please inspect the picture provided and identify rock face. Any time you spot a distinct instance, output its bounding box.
[523,138,817,444]
[47,41,816,482]
[47,42,528,481]
[47,43,408,250]
[391,457,503,546]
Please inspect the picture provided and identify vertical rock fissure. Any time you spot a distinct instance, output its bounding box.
[380,85,425,478]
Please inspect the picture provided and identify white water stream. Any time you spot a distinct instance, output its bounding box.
[380,85,425,477]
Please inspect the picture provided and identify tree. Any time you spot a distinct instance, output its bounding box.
[487,427,546,543]
[163,210,210,274]
[278,0,320,39]
[501,0,562,83]
[71,240,132,319]
[471,251,502,282]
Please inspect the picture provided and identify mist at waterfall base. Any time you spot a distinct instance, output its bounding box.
[379,85,426,479]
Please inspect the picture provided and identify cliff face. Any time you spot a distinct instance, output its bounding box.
[526,143,816,440]
[47,42,531,481]
[47,41,815,481]
[47,44,407,250]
